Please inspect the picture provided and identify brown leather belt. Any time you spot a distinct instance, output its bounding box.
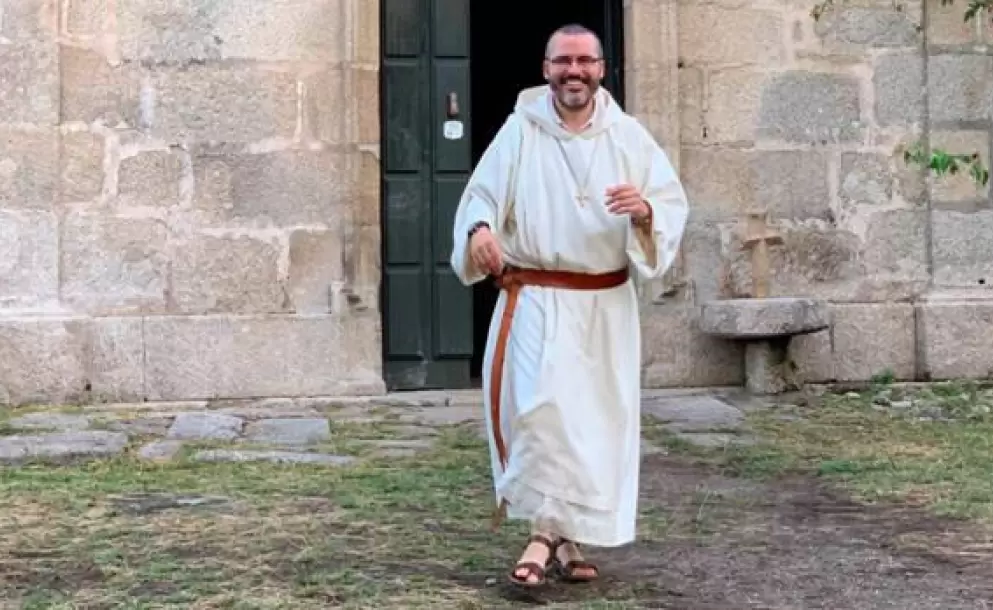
[488,265,630,529]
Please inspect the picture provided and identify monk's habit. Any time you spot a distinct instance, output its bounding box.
[450,85,690,547]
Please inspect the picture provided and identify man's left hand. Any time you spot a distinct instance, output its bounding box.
[605,184,650,221]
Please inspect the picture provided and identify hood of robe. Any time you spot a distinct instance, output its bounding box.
[514,84,624,140]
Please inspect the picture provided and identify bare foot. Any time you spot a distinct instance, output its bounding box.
[510,533,558,585]
[555,540,599,581]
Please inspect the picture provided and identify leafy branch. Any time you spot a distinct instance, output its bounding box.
[812,0,991,187]
[904,142,990,185]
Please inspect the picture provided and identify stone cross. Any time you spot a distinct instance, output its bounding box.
[739,209,783,299]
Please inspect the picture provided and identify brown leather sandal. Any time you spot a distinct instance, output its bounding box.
[508,533,559,587]
[553,539,600,582]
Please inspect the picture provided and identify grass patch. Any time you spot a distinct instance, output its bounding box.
[689,384,993,523]
[0,421,675,608]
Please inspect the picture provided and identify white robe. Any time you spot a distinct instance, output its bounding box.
[450,85,689,547]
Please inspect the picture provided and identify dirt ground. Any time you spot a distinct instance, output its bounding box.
[491,452,993,609]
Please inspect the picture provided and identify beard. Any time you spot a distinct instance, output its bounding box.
[550,74,599,111]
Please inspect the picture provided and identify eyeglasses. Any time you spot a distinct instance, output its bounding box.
[545,55,602,68]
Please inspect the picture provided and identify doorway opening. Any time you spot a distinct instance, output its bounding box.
[467,1,625,383]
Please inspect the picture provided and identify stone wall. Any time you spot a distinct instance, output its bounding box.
[637,0,993,387]
[3,0,991,406]
[0,0,384,405]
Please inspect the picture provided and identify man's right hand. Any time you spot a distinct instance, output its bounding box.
[469,227,504,276]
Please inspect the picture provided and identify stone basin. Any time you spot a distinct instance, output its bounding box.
[698,297,830,340]
[698,298,832,395]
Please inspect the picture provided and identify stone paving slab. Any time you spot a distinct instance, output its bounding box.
[193,449,356,466]
[167,413,243,441]
[138,440,185,462]
[7,412,91,431]
[0,431,129,462]
[243,418,330,446]
[643,395,745,433]
[0,390,757,466]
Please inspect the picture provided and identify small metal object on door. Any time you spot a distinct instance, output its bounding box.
[443,120,464,140]
[446,92,460,118]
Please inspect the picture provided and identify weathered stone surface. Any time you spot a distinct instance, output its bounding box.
[193,149,352,226]
[861,209,929,283]
[171,235,284,314]
[642,306,744,387]
[814,7,919,47]
[682,223,725,302]
[244,418,331,446]
[753,151,831,220]
[840,153,892,206]
[678,5,782,65]
[1,0,58,41]
[59,47,141,125]
[678,67,705,144]
[0,127,57,209]
[875,53,993,126]
[60,131,105,203]
[723,225,862,299]
[932,210,993,287]
[118,150,185,208]
[705,69,767,143]
[0,209,58,308]
[143,313,384,401]
[928,54,993,124]
[288,228,343,314]
[680,148,829,221]
[873,52,923,126]
[305,66,378,144]
[166,412,243,441]
[82,317,145,402]
[642,395,744,433]
[193,449,355,466]
[61,214,170,314]
[0,431,128,462]
[788,328,834,383]
[107,418,172,436]
[0,317,143,406]
[919,300,993,379]
[757,72,862,143]
[65,0,110,35]
[928,2,981,45]
[138,440,184,462]
[150,66,298,142]
[396,405,482,426]
[833,303,916,381]
[116,0,346,63]
[699,298,831,339]
[355,438,434,458]
[0,43,58,125]
[7,413,91,431]
[674,432,755,449]
[744,340,797,395]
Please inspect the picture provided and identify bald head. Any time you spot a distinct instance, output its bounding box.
[545,24,603,59]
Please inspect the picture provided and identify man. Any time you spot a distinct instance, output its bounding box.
[449,24,689,587]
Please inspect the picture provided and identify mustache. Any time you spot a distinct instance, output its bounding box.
[552,75,593,88]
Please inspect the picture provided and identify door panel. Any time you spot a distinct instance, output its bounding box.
[382,0,474,390]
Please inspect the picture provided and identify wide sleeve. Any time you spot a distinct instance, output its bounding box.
[450,115,523,285]
[624,122,690,281]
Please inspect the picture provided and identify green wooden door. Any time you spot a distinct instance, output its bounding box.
[381,0,473,390]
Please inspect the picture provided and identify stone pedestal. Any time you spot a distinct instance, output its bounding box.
[699,298,831,394]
